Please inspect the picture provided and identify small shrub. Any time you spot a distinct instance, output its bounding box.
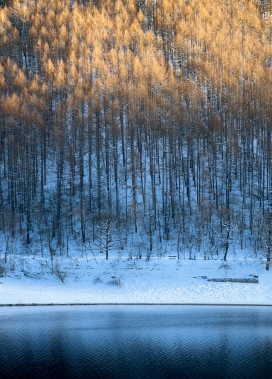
[10,258,15,272]
[112,278,122,286]
[54,262,67,283]
[218,261,231,277]
[0,263,5,277]
[127,251,133,260]
[218,261,231,270]
[93,275,102,284]
[108,276,122,286]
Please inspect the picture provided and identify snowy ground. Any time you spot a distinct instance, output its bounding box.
[0,253,272,305]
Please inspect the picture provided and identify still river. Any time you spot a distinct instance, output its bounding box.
[0,305,272,378]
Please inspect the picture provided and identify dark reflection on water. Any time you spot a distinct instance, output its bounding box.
[0,305,272,379]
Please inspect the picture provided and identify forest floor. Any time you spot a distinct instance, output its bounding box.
[0,252,272,305]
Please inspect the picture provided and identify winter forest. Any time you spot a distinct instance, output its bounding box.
[0,0,272,268]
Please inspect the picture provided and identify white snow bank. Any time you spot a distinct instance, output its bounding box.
[0,256,271,305]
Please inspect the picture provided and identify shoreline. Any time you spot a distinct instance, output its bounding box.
[1,303,272,307]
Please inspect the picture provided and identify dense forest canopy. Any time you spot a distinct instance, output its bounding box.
[0,0,272,266]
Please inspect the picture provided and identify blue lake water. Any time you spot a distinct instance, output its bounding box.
[0,305,272,379]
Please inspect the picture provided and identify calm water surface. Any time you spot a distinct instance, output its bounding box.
[0,305,272,379]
